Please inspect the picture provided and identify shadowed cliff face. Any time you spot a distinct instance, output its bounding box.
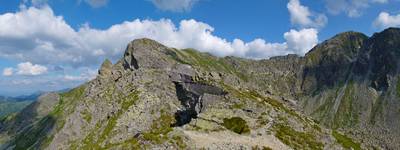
[301,31,368,94]
[2,28,400,149]
[173,77,227,126]
[299,28,400,149]
[360,28,400,90]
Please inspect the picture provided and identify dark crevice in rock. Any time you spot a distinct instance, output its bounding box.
[172,80,226,127]
[131,56,139,69]
[173,82,200,126]
[123,52,139,70]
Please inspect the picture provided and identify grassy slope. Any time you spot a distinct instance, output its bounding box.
[0,100,33,118]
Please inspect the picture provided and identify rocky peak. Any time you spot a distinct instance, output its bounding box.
[367,27,400,53]
[301,31,368,93]
[372,27,400,39]
[305,31,367,66]
[122,38,177,70]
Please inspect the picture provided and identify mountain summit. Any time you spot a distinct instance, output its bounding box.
[1,28,400,149]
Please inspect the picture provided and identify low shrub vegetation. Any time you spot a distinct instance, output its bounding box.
[222,117,250,134]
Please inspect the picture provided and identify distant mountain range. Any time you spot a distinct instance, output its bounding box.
[1,28,400,149]
[0,89,70,118]
[0,93,38,118]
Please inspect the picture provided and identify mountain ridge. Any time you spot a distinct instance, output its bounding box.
[1,28,400,149]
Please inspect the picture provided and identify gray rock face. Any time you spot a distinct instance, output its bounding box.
[122,38,176,70]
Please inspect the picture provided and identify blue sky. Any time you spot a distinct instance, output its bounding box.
[0,0,400,96]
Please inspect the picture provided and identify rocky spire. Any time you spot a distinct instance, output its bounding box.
[98,59,113,77]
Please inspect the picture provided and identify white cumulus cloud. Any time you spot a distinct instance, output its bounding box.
[373,12,400,29]
[0,5,320,69]
[325,0,388,18]
[284,28,318,55]
[150,0,199,12]
[2,68,13,76]
[287,0,327,28]
[63,68,97,81]
[0,4,324,96]
[16,62,48,76]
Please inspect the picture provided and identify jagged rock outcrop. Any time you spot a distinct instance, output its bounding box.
[98,59,113,77]
[2,28,400,149]
[171,64,227,126]
[122,38,177,70]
